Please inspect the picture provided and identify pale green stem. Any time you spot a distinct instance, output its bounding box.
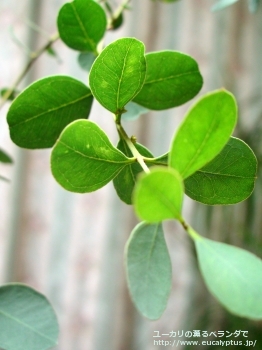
[0,32,59,111]
[115,120,150,174]
[180,218,202,241]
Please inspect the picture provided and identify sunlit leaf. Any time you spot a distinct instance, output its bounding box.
[125,222,172,319]
[169,89,237,179]
[89,38,146,114]
[185,137,257,205]
[0,284,59,350]
[194,235,262,319]
[133,167,184,222]
[7,76,93,149]
[51,120,134,193]
[57,0,107,52]
[133,51,203,110]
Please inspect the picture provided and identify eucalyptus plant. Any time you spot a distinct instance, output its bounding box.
[1,0,262,349]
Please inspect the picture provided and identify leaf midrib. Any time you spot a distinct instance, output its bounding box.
[144,70,200,85]
[71,2,96,50]
[0,309,55,343]
[11,93,92,128]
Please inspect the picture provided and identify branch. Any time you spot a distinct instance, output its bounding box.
[115,118,150,173]
[0,32,59,111]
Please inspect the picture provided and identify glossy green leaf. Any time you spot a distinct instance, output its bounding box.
[57,0,107,52]
[7,76,93,149]
[0,148,13,164]
[78,52,96,72]
[169,89,237,179]
[51,120,134,193]
[89,38,146,114]
[0,284,59,350]
[113,140,153,204]
[133,167,184,223]
[122,101,148,121]
[185,137,257,205]
[133,51,203,110]
[195,235,262,319]
[212,0,239,11]
[125,222,172,320]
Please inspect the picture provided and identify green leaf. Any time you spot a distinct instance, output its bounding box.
[133,51,203,110]
[122,101,148,121]
[194,236,262,319]
[0,284,59,350]
[57,0,107,52]
[125,222,172,320]
[7,76,93,149]
[0,148,13,164]
[169,89,237,179]
[113,140,153,204]
[212,0,239,11]
[89,38,146,114]
[133,167,184,223]
[185,137,257,205]
[78,52,96,72]
[51,120,134,193]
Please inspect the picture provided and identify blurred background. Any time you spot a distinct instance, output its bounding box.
[1,0,262,349]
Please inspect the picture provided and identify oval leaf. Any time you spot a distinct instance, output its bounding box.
[133,51,203,110]
[125,222,172,320]
[51,120,134,193]
[89,38,146,114]
[133,167,184,223]
[195,236,262,319]
[57,0,107,52]
[0,148,13,164]
[0,284,59,350]
[113,140,153,204]
[185,137,257,205]
[169,89,237,179]
[7,76,93,149]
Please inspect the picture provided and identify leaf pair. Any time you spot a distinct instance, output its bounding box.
[126,222,262,320]
[88,38,203,113]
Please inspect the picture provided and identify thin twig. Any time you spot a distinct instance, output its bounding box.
[0,31,60,111]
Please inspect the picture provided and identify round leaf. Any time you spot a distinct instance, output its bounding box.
[51,120,134,193]
[133,167,184,223]
[195,236,262,319]
[89,38,146,114]
[185,137,257,204]
[7,76,93,149]
[169,89,237,179]
[133,51,203,110]
[0,284,59,350]
[57,0,107,52]
[125,222,172,320]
